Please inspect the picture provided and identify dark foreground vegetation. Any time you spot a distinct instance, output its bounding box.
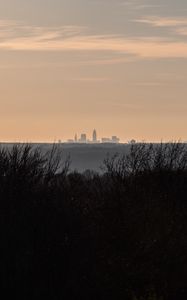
[1,142,187,299]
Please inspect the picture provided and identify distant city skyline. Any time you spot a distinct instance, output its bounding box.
[66,129,120,144]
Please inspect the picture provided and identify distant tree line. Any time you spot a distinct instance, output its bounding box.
[0,142,187,299]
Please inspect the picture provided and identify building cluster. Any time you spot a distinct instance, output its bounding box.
[67,130,120,144]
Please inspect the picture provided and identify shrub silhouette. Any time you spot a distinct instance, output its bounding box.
[0,142,187,299]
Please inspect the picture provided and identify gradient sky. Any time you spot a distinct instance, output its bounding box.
[0,0,187,142]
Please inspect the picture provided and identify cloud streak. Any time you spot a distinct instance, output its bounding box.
[135,16,187,38]
[175,27,187,36]
[0,20,187,59]
[136,16,187,27]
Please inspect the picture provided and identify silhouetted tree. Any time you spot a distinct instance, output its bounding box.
[0,142,187,299]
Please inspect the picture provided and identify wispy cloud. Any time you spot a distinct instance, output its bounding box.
[135,16,187,38]
[1,19,187,59]
[136,16,187,27]
[175,27,187,36]
[120,1,163,11]
[0,20,85,40]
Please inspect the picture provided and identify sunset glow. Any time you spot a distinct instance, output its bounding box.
[0,0,187,142]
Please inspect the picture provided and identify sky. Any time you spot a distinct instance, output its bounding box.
[0,0,187,142]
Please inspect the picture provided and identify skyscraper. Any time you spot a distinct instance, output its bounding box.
[79,134,87,143]
[93,129,97,143]
[111,136,120,143]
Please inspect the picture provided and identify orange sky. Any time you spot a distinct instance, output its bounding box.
[0,0,187,142]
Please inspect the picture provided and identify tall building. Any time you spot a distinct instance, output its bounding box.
[79,134,87,143]
[101,136,120,143]
[111,136,120,144]
[101,138,111,143]
[93,129,97,143]
[74,134,78,143]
